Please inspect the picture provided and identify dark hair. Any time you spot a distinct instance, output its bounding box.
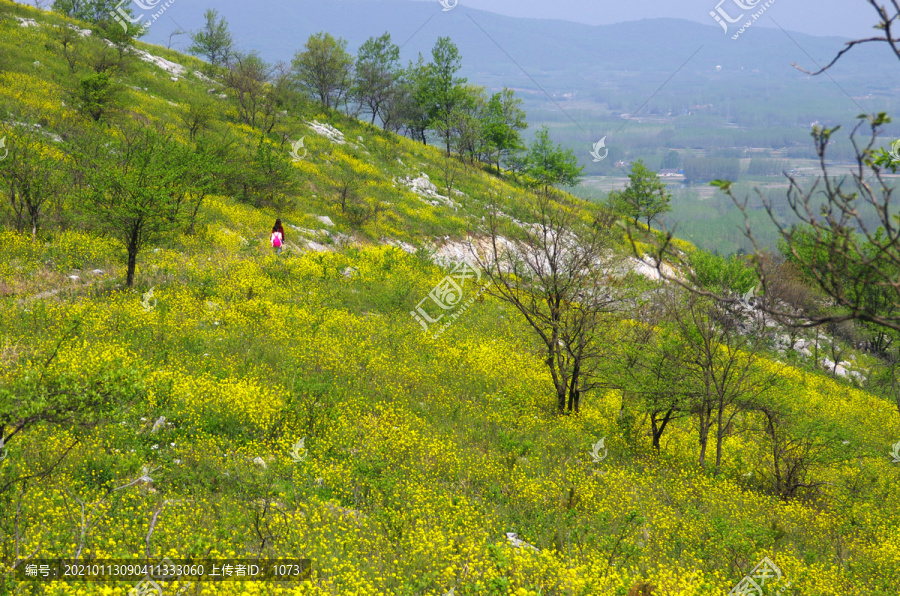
[273,219,283,232]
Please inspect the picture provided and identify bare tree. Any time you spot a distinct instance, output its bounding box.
[167,26,187,50]
[791,1,900,76]
[632,1,900,340]
[474,190,635,413]
[667,292,777,474]
[755,406,832,500]
[635,116,900,332]
[64,467,160,560]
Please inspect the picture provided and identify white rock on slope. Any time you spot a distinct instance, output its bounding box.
[306,120,345,144]
[131,47,186,77]
[397,174,456,208]
[505,532,539,552]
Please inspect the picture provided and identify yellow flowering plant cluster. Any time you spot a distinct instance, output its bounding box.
[0,3,899,594]
[2,219,899,594]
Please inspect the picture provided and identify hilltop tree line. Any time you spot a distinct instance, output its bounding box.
[186,9,532,174]
[135,5,592,191]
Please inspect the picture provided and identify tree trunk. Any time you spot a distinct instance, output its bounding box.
[714,402,725,475]
[547,351,567,413]
[126,247,137,288]
[763,409,783,494]
[698,408,711,469]
[567,366,580,413]
[651,409,674,451]
[126,225,141,288]
[189,202,201,236]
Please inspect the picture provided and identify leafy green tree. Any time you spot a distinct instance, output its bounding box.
[173,139,228,235]
[188,8,234,67]
[354,32,400,126]
[524,127,583,194]
[223,53,289,133]
[425,37,467,155]
[235,136,295,209]
[608,160,671,227]
[662,150,682,170]
[178,96,217,142]
[505,151,529,184]
[94,10,142,47]
[690,250,757,295]
[52,0,120,23]
[53,0,142,43]
[0,318,145,496]
[72,72,116,122]
[76,124,188,287]
[291,32,354,110]
[482,88,527,176]
[0,123,64,240]
[449,85,488,164]
[393,56,431,143]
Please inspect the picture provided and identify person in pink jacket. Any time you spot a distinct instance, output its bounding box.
[271,219,285,255]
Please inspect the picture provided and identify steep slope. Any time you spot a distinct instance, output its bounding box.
[0,3,899,596]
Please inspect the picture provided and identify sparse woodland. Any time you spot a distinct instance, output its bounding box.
[0,1,899,595]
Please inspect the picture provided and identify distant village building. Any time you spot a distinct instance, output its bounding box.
[658,169,684,178]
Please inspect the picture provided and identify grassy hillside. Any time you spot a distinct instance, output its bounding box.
[1,2,900,596]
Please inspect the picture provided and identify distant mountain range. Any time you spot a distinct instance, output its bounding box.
[139,0,900,164]
[402,0,878,39]
[143,0,887,87]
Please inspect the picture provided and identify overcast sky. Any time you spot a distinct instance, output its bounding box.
[411,0,878,39]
